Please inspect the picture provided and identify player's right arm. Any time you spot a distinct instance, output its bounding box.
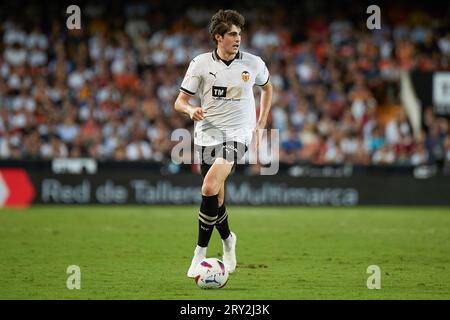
[174,91,206,121]
[175,57,206,121]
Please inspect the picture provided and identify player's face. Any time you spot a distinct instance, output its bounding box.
[217,24,241,56]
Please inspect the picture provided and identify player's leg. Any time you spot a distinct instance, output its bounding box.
[218,181,225,207]
[199,166,230,241]
[198,157,233,246]
[215,181,237,273]
[187,157,234,277]
[216,181,230,240]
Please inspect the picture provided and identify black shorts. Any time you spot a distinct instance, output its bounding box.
[195,141,248,177]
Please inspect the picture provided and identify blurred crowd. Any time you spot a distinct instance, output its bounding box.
[0,1,449,169]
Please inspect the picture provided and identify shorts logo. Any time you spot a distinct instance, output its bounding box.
[225,145,238,154]
[241,71,250,82]
[212,86,227,98]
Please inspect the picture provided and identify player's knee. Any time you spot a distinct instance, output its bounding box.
[201,181,219,196]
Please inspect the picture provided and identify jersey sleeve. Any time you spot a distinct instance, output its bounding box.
[180,59,202,95]
[254,57,270,86]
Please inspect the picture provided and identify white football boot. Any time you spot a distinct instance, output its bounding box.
[222,231,237,273]
[187,246,206,278]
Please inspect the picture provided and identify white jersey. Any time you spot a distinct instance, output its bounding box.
[180,50,270,146]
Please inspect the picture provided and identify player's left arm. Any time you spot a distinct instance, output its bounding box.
[255,80,273,151]
[257,80,273,130]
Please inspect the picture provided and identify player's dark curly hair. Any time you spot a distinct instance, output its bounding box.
[208,9,245,45]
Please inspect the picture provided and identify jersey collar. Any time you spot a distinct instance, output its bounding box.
[212,49,242,66]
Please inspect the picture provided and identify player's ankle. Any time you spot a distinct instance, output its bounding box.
[195,245,207,257]
[223,234,233,250]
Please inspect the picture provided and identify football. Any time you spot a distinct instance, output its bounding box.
[193,258,229,289]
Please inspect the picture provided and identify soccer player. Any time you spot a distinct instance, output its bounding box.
[174,9,273,277]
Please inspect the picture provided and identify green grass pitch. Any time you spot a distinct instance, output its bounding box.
[1,206,449,299]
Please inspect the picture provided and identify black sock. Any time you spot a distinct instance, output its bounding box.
[197,194,219,247]
[215,203,231,240]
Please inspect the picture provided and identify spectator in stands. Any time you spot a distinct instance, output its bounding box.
[425,123,445,164]
[385,110,412,145]
[411,142,429,166]
[56,116,80,145]
[299,122,320,162]
[367,126,385,154]
[443,135,450,174]
[280,127,302,164]
[126,129,152,160]
[373,144,396,165]
[0,1,448,170]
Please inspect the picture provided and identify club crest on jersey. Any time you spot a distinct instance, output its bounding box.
[241,71,250,82]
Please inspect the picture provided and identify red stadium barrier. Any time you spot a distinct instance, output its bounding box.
[0,169,35,208]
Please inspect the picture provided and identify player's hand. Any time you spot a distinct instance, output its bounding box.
[253,122,265,163]
[189,107,207,121]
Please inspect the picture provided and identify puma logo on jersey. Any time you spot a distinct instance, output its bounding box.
[209,72,217,78]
